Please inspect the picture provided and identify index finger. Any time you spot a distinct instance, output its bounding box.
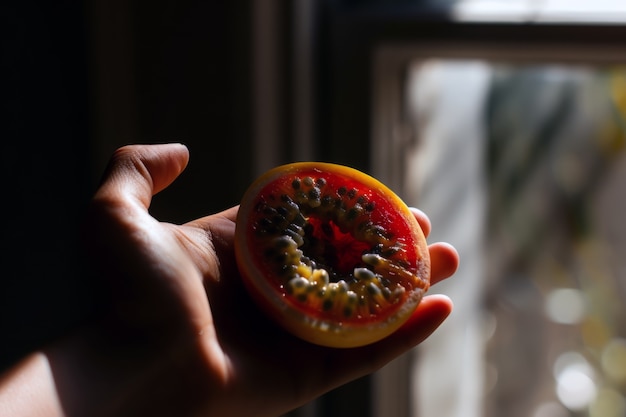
[428,242,459,285]
[409,207,432,238]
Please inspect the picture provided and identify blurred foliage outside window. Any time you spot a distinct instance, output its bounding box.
[409,61,626,417]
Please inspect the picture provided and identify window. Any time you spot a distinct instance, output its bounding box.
[370,28,626,417]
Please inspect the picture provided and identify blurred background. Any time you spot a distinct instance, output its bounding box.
[3,1,626,416]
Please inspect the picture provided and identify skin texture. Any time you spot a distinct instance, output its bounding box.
[0,143,459,417]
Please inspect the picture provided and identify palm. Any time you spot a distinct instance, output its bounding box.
[84,144,458,417]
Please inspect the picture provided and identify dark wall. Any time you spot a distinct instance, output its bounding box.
[1,1,253,371]
[1,2,92,370]
[126,1,253,222]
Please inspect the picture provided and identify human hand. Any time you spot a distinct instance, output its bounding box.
[47,144,459,417]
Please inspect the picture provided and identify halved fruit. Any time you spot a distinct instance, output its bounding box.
[234,162,430,348]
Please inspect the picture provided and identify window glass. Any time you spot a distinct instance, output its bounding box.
[405,60,626,417]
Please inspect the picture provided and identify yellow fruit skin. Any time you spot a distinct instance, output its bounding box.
[235,162,430,348]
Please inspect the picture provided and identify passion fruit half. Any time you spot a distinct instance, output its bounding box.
[234,162,430,348]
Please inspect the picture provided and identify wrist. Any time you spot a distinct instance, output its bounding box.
[0,352,65,417]
[42,325,218,417]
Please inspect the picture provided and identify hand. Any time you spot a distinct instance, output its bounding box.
[1,144,459,417]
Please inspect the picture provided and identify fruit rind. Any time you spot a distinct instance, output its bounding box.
[235,162,430,348]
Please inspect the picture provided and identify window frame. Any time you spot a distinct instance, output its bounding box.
[316,4,626,170]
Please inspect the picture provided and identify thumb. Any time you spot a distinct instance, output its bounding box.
[95,143,189,211]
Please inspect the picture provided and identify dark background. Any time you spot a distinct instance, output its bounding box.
[2,1,95,369]
[1,0,255,370]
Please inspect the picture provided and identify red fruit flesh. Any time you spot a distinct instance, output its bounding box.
[235,162,430,348]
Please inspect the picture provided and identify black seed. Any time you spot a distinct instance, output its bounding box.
[259,218,273,228]
[365,201,376,212]
[262,206,278,216]
[382,246,400,256]
[321,195,334,207]
[337,186,347,196]
[274,253,288,263]
[292,178,301,189]
[396,259,410,268]
[257,218,278,235]
[294,213,307,226]
[308,187,320,200]
[315,177,327,187]
[347,188,358,199]
[287,200,300,213]
[288,223,303,235]
[354,267,376,281]
[343,307,353,317]
[371,225,387,238]
[281,264,298,275]
[362,253,382,266]
[291,278,308,290]
[382,287,392,299]
[295,190,308,202]
[272,214,287,225]
[256,228,273,236]
[346,292,358,304]
[285,229,304,246]
[367,282,382,295]
[346,207,361,221]
[323,299,334,311]
[357,195,367,205]
[274,236,293,249]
